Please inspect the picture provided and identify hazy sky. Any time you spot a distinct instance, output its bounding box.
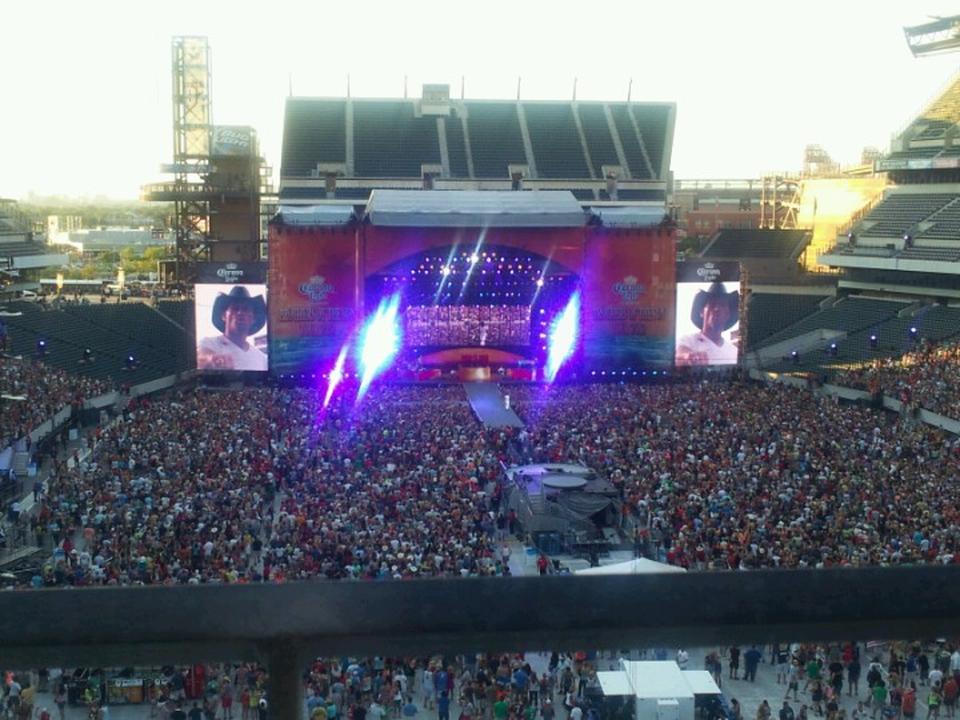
[2,1,958,200]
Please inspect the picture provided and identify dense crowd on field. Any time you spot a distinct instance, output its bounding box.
[835,340,960,422]
[7,377,960,720]
[0,357,110,452]
[26,377,960,588]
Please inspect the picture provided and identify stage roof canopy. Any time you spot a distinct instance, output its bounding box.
[590,205,666,228]
[273,205,356,226]
[364,190,587,228]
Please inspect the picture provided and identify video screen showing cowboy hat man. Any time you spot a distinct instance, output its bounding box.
[195,284,269,372]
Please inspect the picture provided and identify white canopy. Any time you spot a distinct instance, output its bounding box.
[574,557,686,575]
[365,190,587,227]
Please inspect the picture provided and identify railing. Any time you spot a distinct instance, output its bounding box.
[2,567,960,719]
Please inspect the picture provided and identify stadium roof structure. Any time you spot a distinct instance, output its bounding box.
[364,189,587,228]
[278,94,675,204]
[875,71,960,174]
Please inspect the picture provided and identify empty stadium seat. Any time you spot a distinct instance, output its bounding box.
[703,229,809,258]
[281,99,347,178]
[576,104,621,179]
[354,101,441,177]
[858,193,958,238]
[523,103,589,179]
[746,294,828,348]
[462,102,527,179]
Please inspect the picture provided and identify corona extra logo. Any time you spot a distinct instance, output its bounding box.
[613,275,646,304]
[299,275,334,303]
[216,263,245,282]
[696,262,721,280]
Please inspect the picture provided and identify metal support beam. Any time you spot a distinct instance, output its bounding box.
[1,567,960,668]
[265,645,306,720]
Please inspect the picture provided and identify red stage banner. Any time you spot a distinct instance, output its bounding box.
[581,228,676,367]
[268,225,359,372]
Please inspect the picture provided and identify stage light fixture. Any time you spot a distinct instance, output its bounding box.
[536,278,544,287]
[829,342,838,357]
[869,334,879,350]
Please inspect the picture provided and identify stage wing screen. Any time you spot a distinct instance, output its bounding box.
[674,262,740,367]
[195,283,269,372]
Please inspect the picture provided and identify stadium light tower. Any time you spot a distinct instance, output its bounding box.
[904,16,960,57]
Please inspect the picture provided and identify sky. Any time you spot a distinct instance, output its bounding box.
[2,0,958,200]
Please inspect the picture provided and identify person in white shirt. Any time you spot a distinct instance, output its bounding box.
[198,286,268,371]
[675,282,740,367]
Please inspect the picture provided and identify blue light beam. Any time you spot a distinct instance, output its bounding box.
[545,292,580,383]
[323,343,351,408]
[357,293,403,401]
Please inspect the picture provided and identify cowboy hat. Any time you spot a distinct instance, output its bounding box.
[212,286,267,335]
[690,282,739,331]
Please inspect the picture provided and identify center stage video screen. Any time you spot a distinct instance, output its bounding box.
[674,261,741,367]
[404,305,531,347]
[195,283,269,372]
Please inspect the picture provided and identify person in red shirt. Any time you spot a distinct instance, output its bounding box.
[903,684,918,720]
[942,677,957,719]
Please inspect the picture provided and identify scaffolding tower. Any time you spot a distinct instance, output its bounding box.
[143,36,274,286]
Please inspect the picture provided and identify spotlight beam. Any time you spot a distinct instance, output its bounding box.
[323,344,351,408]
[357,293,403,401]
[546,292,580,383]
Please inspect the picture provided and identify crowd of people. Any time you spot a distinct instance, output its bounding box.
[9,375,960,720]
[28,377,960,585]
[834,340,960,422]
[0,357,111,452]
[508,381,960,569]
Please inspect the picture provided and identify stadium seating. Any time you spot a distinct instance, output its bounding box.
[858,193,958,238]
[444,116,470,178]
[898,246,960,261]
[702,229,808,258]
[463,102,527,179]
[917,198,960,241]
[522,103,589,179]
[3,303,193,384]
[354,101,440,177]
[156,299,195,334]
[280,99,347,177]
[745,294,828,348]
[576,104,621,178]
[608,104,651,179]
[757,296,905,350]
[913,304,960,342]
[629,104,671,179]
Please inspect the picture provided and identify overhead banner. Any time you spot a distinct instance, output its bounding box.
[268,225,359,372]
[581,229,677,368]
[674,260,741,367]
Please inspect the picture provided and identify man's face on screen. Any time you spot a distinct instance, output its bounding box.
[223,301,254,338]
[701,298,730,337]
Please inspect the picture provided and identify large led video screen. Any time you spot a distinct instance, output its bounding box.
[674,261,740,367]
[405,305,531,347]
[195,283,269,371]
